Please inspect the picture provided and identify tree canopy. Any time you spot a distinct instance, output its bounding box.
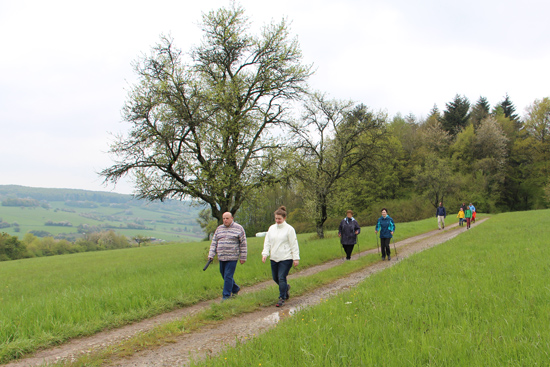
[101,4,312,223]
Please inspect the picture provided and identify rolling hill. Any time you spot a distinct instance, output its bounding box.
[0,185,204,242]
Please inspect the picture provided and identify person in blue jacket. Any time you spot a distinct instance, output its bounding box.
[375,208,395,261]
[338,210,361,260]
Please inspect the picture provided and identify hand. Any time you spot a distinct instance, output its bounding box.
[262,255,267,263]
[293,260,299,267]
[240,259,246,265]
[355,231,359,235]
[390,232,394,235]
[208,257,213,261]
[375,231,378,234]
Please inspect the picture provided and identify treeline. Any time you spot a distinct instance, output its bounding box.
[0,231,137,261]
[231,94,550,237]
[0,185,129,204]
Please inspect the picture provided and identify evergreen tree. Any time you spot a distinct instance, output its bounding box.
[470,96,491,129]
[496,93,520,123]
[440,94,471,136]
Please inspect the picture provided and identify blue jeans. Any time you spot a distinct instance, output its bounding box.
[219,260,240,299]
[270,259,293,300]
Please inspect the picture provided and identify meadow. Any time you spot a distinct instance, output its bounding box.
[0,215,448,363]
[191,210,550,366]
[0,199,202,242]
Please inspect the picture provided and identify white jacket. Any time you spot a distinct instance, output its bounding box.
[262,221,300,262]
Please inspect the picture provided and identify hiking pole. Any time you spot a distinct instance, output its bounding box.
[392,238,398,260]
[376,234,380,256]
[356,237,360,258]
[203,258,213,271]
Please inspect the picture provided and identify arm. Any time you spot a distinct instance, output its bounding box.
[389,219,395,235]
[354,220,360,235]
[239,227,247,264]
[288,226,300,266]
[208,230,218,260]
[261,228,271,263]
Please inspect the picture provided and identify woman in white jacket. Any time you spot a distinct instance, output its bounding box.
[262,206,300,307]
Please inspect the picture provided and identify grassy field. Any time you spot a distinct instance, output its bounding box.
[0,199,202,242]
[190,210,550,366]
[0,216,449,363]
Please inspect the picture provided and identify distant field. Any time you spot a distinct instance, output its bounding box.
[0,185,203,242]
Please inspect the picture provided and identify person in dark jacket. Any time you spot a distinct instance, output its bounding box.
[338,210,361,260]
[436,202,446,230]
[375,208,395,261]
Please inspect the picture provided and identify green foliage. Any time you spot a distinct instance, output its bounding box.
[440,94,471,136]
[412,154,453,208]
[101,4,312,224]
[196,208,218,240]
[0,232,27,261]
[288,94,387,237]
[496,93,520,123]
[1,197,40,207]
[470,95,491,129]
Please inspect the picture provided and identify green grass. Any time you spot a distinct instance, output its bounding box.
[0,200,202,242]
[0,216,448,363]
[191,211,549,366]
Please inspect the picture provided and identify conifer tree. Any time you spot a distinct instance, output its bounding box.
[440,94,470,136]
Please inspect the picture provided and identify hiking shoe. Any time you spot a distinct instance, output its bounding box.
[276,298,285,307]
[232,287,240,298]
[285,284,291,300]
[381,256,386,261]
[388,256,391,261]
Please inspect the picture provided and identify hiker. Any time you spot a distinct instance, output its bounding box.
[457,207,465,226]
[436,202,446,230]
[208,212,247,301]
[469,203,476,223]
[338,210,361,260]
[262,206,300,307]
[465,206,472,229]
[375,208,395,261]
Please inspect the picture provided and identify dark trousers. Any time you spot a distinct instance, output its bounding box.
[466,218,471,228]
[380,237,391,258]
[342,244,355,259]
[270,259,293,300]
[219,260,240,299]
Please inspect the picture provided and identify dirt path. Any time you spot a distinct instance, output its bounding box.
[5,219,485,367]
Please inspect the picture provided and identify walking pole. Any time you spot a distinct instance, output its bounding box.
[392,237,398,260]
[376,234,380,256]
[356,237,360,258]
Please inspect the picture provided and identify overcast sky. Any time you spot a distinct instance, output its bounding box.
[1,0,549,195]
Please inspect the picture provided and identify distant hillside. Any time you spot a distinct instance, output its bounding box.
[0,185,204,242]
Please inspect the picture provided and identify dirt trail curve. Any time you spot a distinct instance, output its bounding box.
[6,219,486,367]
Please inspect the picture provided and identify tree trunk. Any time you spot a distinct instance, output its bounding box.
[315,194,328,239]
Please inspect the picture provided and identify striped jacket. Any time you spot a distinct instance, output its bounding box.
[208,221,247,261]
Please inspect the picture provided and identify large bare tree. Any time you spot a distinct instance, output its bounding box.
[100,5,312,223]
